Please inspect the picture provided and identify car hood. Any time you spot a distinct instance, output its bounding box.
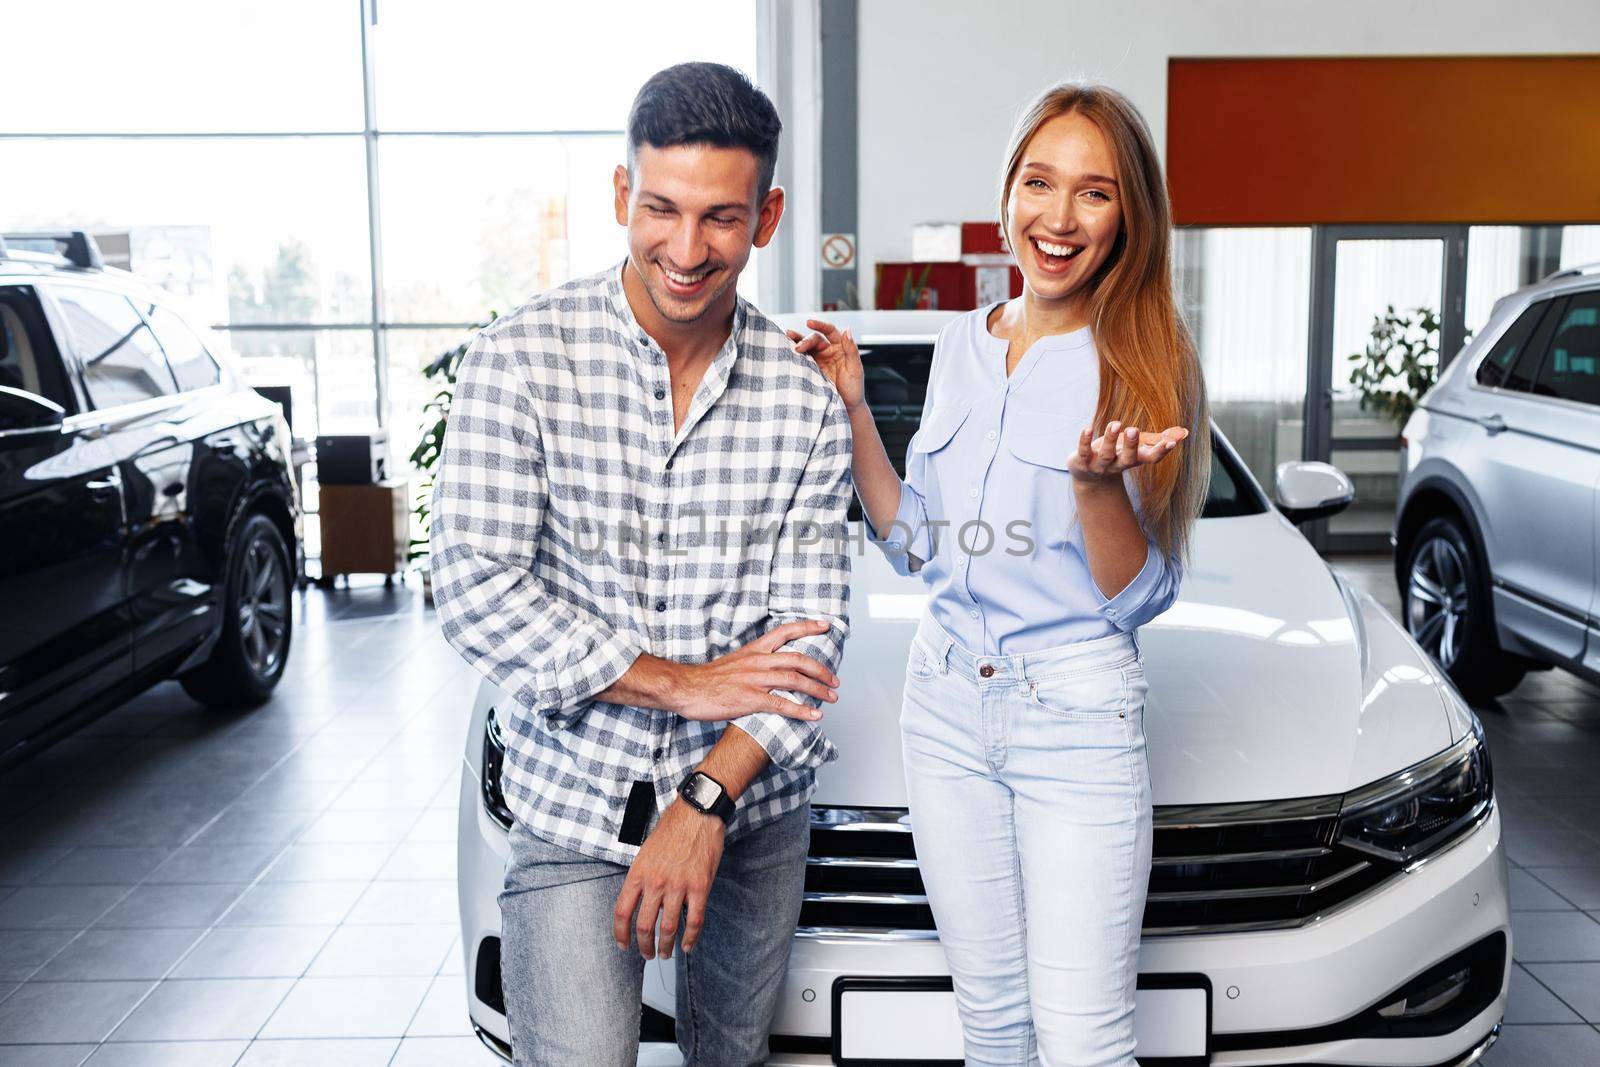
[815,511,1460,808]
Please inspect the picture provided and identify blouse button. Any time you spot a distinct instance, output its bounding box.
[968,609,979,619]
[968,488,979,499]
[986,430,997,440]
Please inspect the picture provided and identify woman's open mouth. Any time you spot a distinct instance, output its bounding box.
[1029,237,1084,275]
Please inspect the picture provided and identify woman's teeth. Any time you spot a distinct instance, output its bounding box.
[1033,238,1082,259]
[663,266,711,285]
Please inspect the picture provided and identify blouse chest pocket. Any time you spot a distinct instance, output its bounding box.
[908,403,971,459]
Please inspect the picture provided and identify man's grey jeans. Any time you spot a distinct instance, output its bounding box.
[499,803,811,1067]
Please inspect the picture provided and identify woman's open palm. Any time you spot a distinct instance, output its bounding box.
[1068,421,1189,481]
[786,319,865,410]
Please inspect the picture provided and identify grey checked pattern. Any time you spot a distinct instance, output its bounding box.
[430,262,852,864]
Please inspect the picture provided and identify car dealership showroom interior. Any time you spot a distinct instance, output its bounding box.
[7,2,1600,1065]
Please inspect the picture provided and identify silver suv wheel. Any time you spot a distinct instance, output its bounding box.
[1407,536,1469,668]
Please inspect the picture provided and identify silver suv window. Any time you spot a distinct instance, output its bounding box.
[1475,299,1553,392]
[1530,291,1600,406]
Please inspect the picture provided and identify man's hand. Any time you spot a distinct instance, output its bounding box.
[672,619,840,723]
[613,799,725,959]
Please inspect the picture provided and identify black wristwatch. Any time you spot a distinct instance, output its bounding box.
[679,771,736,822]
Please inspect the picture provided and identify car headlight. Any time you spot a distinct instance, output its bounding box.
[481,707,514,830]
[1337,721,1492,867]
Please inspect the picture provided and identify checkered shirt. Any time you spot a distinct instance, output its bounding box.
[430,262,851,864]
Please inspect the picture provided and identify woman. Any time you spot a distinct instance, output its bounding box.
[792,82,1209,1066]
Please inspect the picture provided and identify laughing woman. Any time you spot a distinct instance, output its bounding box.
[792,83,1209,1066]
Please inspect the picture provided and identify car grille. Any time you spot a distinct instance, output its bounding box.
[800,799,1398,939]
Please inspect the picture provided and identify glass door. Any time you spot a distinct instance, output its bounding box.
[1305,226,1468,552]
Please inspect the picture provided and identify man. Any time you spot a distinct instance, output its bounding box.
[430,62,851,1067]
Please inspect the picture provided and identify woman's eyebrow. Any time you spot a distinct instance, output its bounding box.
[1021,161,1120,186]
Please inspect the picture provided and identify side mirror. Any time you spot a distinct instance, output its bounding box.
[1275,460,1355,525]
[0,385,66,436]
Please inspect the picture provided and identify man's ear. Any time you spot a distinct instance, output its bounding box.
[613,164,631,226]
[752,185,785,249]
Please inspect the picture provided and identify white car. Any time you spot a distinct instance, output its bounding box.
[456,312,1508,1066]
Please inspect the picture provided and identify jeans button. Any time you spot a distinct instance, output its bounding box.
[978,664,995,678]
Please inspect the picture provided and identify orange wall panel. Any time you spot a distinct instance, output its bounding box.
[1167,56,1600,226]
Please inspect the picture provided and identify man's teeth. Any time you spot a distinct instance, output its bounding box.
[663,266,712,285]
[1033,239,1082,258]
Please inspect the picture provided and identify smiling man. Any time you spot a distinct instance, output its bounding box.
[429,63,852,1067]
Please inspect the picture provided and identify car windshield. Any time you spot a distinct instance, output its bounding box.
[851,340,1266,522]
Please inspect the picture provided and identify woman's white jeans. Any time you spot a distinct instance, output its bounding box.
[901,614,1153,1067]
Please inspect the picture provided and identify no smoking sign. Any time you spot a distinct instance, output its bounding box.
[821,232,855,270]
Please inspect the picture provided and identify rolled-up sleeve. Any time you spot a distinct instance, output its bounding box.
[430,329,639,717]
[732,391,852,771]
[862,480,933,577]
[1092,539,1181,632]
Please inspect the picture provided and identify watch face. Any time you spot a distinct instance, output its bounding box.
[686,774,723,810]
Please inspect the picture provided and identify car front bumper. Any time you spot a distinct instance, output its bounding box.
[458,763,1508,1067]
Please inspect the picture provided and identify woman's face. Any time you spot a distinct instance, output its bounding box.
[1004,110,1124,308]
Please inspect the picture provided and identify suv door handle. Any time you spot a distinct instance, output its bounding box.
[1475,413,1506,435]
[85,476,120,496]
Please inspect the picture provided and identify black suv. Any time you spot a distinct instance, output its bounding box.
[0,232,301,767]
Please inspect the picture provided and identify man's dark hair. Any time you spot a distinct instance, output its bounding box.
[627,62,782,199]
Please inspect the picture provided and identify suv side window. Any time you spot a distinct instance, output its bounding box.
[145,303,221,392]
[52,285,179,409]
[1531,291,1600,406]
[1476,300,1551,391]
[0,284,77,413]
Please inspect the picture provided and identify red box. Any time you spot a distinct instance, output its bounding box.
[961,221,1006,255]
[874,261,1022,311]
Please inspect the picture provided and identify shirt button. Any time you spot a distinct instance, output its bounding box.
[978,664,995,678]
[889,540,903,550]
[655,600,668,612]
[969,488,979,499]
[653,748,664,761]
[656,531,667,545]
[986,430,997,440]
[1107,608,1118,617]
[655,389,666,400]
[969,609,979,619]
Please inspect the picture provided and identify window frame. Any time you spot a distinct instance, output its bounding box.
[45,281,182,413]
[1528,291,1600,406]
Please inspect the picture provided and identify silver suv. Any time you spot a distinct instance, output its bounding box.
[1395,261,1600,699]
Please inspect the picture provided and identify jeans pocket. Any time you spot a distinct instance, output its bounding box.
[906,640,938,681]
[1026,662,1130,720]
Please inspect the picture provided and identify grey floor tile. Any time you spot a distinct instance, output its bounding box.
[0,1045,97,1066]
[1505,965,1583,1023]
[1510,868,1577,911]
[389,1035,503,1065]
[0,884,128,930]
[234,1038,399,1065]
[0,980,155,1043]
[220,881,367,927]
[0,929,79,981]
[186,809,318,849]
[1511,911,1600,962]
[230,779,348,812]
[405,974,473,1037]
[30,847,175,887]
[1523,962,1600,1021]
[437,936,464,977]
[344,881,457,926]
[306,923,455,978]
[260,843,395,883]
[109,978,294,1042]
[35,927,206,982]
[145,844,284,885]
[82,1041,248,1066]
[1523,867,1600,910]
[171,925,337,980]
[94,883,248,929]
[258,976,431,1039]
[376,842,456,882]
[1480,1023,1600,1065]
[404,810,457,843]
[1504,829,1600,867]
[295,809,420,845]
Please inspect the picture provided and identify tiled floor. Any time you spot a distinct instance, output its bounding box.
[2,555,1599,1064]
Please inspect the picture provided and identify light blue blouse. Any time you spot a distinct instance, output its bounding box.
[864,304,1180,656]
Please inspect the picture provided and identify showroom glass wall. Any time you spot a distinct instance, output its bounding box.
[1,0,758,551]
[1175,224,1600,548]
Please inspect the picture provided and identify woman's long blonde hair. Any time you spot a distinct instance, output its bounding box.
[1001,81,1210,567]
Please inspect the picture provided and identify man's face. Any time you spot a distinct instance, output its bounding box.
[614,143,784,325]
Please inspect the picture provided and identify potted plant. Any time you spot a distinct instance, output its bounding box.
[409,314,495,602]
[1346,304,1453,426]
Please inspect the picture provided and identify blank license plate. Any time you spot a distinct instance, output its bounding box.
[834,978,1210,1065]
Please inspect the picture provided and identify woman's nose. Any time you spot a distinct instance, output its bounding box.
[1043,194,1078,233]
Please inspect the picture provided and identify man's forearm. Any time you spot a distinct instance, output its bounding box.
[700,723,771,799]
[597,652,683,712]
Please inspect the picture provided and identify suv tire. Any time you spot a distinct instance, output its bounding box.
[1402,514,1525,701]
[181,513,293,708]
